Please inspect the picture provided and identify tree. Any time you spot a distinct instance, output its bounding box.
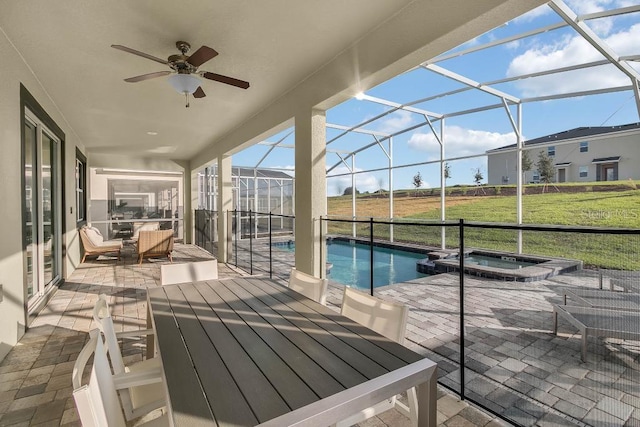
[472,167,485,195]
[444,162,451,180]
[521,150,533,176]
[343,186,360,196]
[412,172,423,195]
[536,151,557,192]
[473,168,484,185]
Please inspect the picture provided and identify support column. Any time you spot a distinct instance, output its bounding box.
[217,155,233,263]
[295,109,327,277]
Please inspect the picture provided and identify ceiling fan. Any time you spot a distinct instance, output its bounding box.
[112,41,250,107]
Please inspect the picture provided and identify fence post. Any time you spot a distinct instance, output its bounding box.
[249,209,254,275]
[370,217,374,296]
[269,212,273,279]
[319,216,323,279]
[459,218,465,400]
[234,209,238,267]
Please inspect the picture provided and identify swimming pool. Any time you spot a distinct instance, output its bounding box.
[325,240,428,289]
[273,239,428,289]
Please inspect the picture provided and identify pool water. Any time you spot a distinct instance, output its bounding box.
[326,240,428,289]
[464,254,536,270]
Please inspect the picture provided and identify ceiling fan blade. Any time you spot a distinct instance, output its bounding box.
[124,71,171,83]
[187,46,218,68]
[202,72,250,89]
[111,44,168,65]
[193,87,206,98]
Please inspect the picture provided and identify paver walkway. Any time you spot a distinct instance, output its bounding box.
[0,244,505,427]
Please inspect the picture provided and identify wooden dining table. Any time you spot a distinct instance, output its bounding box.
[146,276,437,427]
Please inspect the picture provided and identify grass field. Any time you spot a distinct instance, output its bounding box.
[326,188,640,269]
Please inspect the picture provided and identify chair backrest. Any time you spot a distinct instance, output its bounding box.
[137,230,174,254]
[72,329,127,427]
[288,268,328,305]
[132,221,160,240]
[93,294,126,375]
[340,287,409,344]
[160,260,219,286]
[79,226,102,250]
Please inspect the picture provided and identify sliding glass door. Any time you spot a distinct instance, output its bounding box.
[24,111,61,305]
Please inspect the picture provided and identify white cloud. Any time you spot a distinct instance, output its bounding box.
[327,166,382,196]
[376,110,416,134]
[507,23,640,97]
[407,126,516,158]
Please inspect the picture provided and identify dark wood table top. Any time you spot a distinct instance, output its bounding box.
[147,276,436,427]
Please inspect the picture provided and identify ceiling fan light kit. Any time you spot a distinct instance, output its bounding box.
[112,40,249,107]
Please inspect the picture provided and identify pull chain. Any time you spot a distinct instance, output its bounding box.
[185,92,190,108]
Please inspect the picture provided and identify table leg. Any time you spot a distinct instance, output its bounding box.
[416,366,437,427]
[146,303,155,359]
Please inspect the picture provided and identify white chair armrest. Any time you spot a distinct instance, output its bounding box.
[113,369,163,390]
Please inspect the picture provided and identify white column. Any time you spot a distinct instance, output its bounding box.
[217,155,233,263]
[295,109,327,277]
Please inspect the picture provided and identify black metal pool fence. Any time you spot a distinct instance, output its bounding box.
[195,209,640,427]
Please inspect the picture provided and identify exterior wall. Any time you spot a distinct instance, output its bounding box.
[487,129,640,185]
[0,31,84,361]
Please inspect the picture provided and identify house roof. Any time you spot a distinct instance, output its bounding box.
[233,167,292,179]
[0,1,544,167]
[487,123,640,153]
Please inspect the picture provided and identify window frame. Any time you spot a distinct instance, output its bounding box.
[580,141,588,153]
[579,166,588,178]
[547,146,555,157]
[76,149,87,224]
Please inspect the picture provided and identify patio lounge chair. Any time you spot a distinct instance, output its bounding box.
[136,230,174,264]
[72,330,168,427]
[335,287,418,427]
[553,304,640,361]
[160,260,218,286]
[288,267,328,305]
[79,226,123,263]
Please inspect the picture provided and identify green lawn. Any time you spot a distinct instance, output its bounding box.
[326,190,640,270]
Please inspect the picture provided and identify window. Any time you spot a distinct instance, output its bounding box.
[579,166,588,178]
[76,150,87,222]
[532,170,540,182]
[548,146,555,156]
[580,141,588,152]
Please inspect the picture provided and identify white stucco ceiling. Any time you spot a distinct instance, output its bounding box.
[0,0,545,165]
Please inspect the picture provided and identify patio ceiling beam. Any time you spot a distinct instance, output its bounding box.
[405,58,612,109]
[422,64,520,103]
[326,123,389,137]
[443,84,633,119]
[356,93,443,119]
[428,4,640,64]
[255,130,294,168]
[326,99,442,146]
[550,0,640,117]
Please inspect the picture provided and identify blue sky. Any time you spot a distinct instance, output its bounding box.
[231,1,640,196]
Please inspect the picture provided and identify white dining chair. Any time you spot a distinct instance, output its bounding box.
[160,260,219,286]
[72,329,169,427]
[288,267,328,305]
[335,287,418,427]
[93,294,166,421]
